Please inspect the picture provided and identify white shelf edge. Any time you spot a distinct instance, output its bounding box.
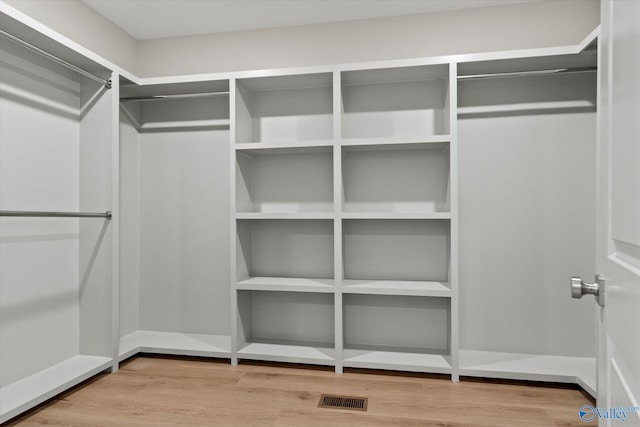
[237,342,336,365]
[342,280,451,297]
[236,276,335,293]
[459,350,596,397]
[235,140,335,151]
[0,355,113,424]
[119,331,231,361]
[342,349,452,374]
[341,135,451,147]
[340,212,451,220]
[139,119,230,130]
[236,212,335,220]
[457,100,595,115]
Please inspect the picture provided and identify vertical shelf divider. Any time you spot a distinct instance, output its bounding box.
[229,77,239,366]
[109,72,121,374]
[333,70,344,374]
[448,62,459,382]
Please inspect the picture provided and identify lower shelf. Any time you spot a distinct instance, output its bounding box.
[0,355,113,423]
[237,342,336,365]
[459,350,596,396]
[342,279,451,297]
[236,276,335,293]
[119,331,231,360]
[342,349,452,373]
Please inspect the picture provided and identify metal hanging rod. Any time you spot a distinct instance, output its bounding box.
[458,66,597,81]
[0,29,111,89]
[120,91,230,102]
[0,210,112,220]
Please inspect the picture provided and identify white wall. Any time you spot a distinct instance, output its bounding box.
[5,0,599,78]
[137,0,599,76]
[3,0,138,73]
[118,110,140,336]
[0,40,81,386]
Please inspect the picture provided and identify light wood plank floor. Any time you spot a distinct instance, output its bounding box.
[7,356,596,426]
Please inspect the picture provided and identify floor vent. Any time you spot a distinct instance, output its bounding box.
[318,394,368,411]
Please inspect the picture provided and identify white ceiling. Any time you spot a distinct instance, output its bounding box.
[83,0,537,41]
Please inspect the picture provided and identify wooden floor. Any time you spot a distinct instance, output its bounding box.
[7,356,596,426]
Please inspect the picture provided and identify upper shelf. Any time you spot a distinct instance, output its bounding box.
[0,11,112,84]
[457,50,597,117]
[457,50,597,79]
[119,79,231,131]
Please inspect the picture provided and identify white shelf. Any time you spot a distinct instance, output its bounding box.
[236,212,334,220]
[236,276,335,292]
[342,279,451,297]
[237,342,336,365]
[235,140,334,151]
[459,350,596,396]
[119,331,231,361]
[457,100,595,116]
[342,349,451,374]
[341,212,451,220]
[341,135,450,147]
[0,355,113,424]
[139,118,230,130]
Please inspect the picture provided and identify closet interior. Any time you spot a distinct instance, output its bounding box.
[0,13,117,422]
[118,79,231,359]
[0,6,599,422]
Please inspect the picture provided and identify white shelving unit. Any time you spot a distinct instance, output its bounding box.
[118,79,232,361]
[230,64,457,376]
[0,13,118,423]
[457,46,598,393]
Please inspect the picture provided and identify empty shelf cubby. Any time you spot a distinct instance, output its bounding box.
[235,73,333,145]
[236,146,333,214]
[236,219,334,282]
[343,294,449,352]
[341,64,450,141]
[236,290,336,363]
[342,142,450,214]
[342,219,450,283]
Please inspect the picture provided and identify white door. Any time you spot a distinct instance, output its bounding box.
[586,0,640,425]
